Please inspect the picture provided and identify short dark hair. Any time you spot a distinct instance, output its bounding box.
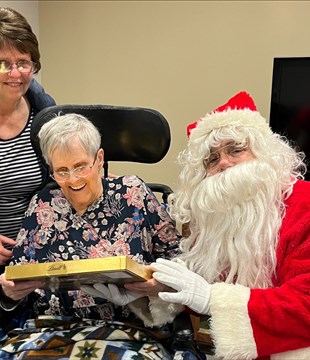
[0,7,41,73]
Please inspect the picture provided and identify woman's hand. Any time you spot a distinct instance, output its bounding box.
[0,273,44,301]
[0,235,16,265]
[124,265,175,296]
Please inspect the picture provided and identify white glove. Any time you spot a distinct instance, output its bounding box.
[81,283,144,306]
[151,258,211,315]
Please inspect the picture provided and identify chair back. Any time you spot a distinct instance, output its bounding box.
[30,104,171,177]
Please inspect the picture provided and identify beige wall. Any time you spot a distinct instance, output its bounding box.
[35,1,310,191]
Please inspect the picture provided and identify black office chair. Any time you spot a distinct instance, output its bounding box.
[30,104,173,202]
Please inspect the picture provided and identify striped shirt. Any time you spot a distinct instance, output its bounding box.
[0,111,44,239]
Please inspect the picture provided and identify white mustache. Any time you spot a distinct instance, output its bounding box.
[191,160,278,212]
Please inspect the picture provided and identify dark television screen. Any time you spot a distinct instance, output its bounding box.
[270,57,310,180]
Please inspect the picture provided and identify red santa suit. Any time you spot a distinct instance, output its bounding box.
[182,92,310,359]
[146,91,310,360]
[209,180,310,360]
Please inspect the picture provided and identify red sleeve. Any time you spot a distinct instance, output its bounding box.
[249,180,310,356]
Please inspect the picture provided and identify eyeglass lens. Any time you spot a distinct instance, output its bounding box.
[204,142,248,170]
[0,60,35,73]
[51,155,98,182]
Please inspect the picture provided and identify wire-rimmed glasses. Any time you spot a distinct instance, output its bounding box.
[51,155,98,182]
[203,141,249,171]
[0,60,36,74]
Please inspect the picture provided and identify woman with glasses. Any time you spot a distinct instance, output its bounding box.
[0,113,186,359]
[0,7,55,265]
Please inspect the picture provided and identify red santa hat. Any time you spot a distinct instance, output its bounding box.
[186,91,272,138]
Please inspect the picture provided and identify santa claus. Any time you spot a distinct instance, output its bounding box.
[151,91,310,359]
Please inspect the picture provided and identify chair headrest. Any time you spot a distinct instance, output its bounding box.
[31,104,171,163]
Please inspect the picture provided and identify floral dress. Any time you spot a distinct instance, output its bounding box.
[0,176,203,359]
[9,175,179,318]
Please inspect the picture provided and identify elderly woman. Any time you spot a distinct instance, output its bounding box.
[0,114,187,359]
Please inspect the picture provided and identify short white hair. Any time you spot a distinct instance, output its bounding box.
[38,113,101,167]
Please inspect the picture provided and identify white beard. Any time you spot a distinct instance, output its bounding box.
[179,160,285,288]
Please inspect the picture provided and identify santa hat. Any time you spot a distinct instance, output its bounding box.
[186,91,272,138]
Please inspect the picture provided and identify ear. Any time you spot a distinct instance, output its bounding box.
[97,148,104,167]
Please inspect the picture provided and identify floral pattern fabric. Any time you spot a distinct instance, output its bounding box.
[9,175,180,321]
[0,175,205,359]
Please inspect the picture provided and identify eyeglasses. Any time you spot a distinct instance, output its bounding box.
[51,155,97,182]
[203,141,249,171]
[0,60,36,74]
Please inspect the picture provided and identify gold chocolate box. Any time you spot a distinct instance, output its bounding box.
[5,256,152,291]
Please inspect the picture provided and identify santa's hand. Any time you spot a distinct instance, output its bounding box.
[81,283,144,306]
[151,258,211,315]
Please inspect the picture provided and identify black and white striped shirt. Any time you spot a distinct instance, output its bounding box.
[0,111,44,239]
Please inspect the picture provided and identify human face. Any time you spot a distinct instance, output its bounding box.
[0,47,34,102]
[50,143,104,215]
[203,139,255,176]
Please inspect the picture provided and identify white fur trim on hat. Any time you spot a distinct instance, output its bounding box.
[192,108,272,139]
